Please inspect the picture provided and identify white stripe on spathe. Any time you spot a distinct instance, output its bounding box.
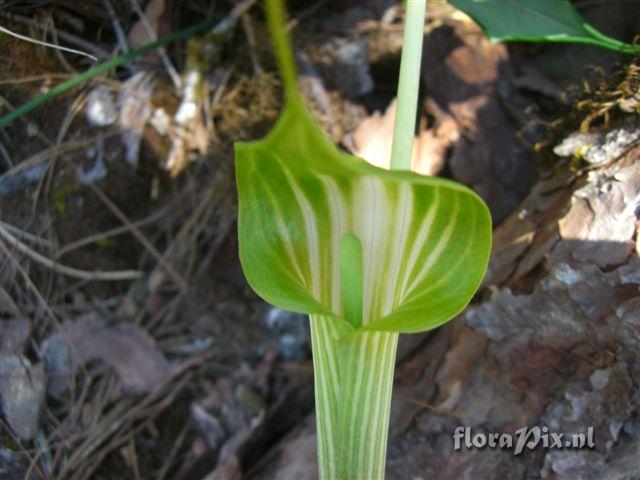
[404,192,459,301]
[280,163,322,299]
[322,176,349,314]
[383,182,413,316]
[397,187,440,301]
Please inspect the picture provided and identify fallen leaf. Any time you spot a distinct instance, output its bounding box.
[119,72,155,168]
[348,98,457,175]
[128,0,168,50]
[42,316,172,395]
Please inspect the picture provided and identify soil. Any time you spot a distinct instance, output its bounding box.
[0,1,638,479]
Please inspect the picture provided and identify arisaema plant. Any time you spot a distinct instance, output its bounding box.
[234,1,491,478]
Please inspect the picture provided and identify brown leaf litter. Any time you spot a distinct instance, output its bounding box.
[42,314,173,395]
[348,97,457,174]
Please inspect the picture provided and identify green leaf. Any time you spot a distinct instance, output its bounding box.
[235,97,492,334]
[449,0,637,54]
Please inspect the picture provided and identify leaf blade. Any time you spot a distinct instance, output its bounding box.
[449,0,636,53]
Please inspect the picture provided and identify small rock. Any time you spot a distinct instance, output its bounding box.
[552,263,584,286]
[264,307,308,361]
[0,355,46,440]
[0,319,31,355]
[85,86,118,127]
[334,42,373,96]
[554,118,640,166]
[589,368,611,391]
[0,163,47,197]
[312,39,374,98]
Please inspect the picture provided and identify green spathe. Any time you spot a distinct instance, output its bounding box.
[235,96,491,334]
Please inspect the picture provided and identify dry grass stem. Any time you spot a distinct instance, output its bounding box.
[0,25,98,62]
[0,222,143,281]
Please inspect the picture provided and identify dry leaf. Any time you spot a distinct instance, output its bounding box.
[42,316,172,395]
[348,98,457,175]
[119,72,155,168]
[128,0,167,50]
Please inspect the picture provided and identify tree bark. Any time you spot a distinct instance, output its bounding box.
[385,140,640,479]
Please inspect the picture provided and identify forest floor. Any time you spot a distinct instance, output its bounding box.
[0,1,638,479]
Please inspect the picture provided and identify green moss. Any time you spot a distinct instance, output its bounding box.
[53,180,76,215]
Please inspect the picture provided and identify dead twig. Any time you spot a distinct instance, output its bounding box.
[155,425,189,480]
[0,12,112,60]
[211,0,257,35]
[0,139,13,169]
[242,12,264,76]
[396,394,466,422]
[0,95,54,146]
[0,222,143,281]
[85,181,188,290]
[34,89,90,208]
[0,24,98,61]
[62,355,205,479]
[55,207,167,258]
[103,0,130,54]
[0,234,92,389]
[4,131,119,177]
[0,220,52,249]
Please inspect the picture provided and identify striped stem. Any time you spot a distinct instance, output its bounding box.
[310,315,399,479]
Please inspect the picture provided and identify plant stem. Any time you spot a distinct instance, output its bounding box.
[582,24,639,54]
[310,315,399,479]
[264,0,300,102]
[390,0,427,171]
